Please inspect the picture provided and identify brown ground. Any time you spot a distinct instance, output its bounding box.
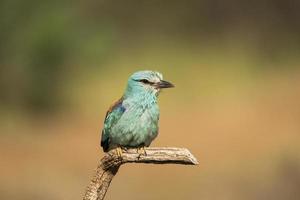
[1,70,300,200]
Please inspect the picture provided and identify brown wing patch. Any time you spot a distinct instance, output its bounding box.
[108,97,123,113]
[104,97,124,120]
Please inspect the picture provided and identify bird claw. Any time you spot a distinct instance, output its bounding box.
[116,147,123,158]
[137,147,147,158]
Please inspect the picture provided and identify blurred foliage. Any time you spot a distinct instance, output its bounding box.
[0,0,300,113]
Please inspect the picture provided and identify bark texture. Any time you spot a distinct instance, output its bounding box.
[83,147,198,200]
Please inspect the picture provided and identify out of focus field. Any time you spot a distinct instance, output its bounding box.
[1,1,300,200]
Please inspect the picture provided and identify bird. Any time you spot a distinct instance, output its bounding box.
[100,70,174,156]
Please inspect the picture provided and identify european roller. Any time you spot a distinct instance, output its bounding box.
[101,70,174,155]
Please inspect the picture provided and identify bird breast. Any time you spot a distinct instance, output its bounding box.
[111,102,159,147]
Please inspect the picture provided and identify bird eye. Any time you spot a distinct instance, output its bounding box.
[140,79,151,84]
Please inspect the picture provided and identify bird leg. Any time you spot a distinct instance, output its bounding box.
[115,147,123,158]
[137,146,147,157]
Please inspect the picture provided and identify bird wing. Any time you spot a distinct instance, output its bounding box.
[101,97,125,152]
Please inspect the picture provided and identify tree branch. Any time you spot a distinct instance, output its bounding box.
[83,147,198,200]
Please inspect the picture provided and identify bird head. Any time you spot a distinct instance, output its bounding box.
[124,70,174,98]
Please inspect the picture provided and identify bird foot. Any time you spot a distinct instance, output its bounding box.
[116,147,123,158]
[137,147,147,158]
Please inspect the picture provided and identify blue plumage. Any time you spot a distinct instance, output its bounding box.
[101,70,174,152]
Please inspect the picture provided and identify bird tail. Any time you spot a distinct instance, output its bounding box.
[101,130,110,152]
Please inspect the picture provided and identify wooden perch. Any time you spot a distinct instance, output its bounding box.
[83,147,198,200]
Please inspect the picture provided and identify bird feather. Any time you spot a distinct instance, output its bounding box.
[101,97,125,152]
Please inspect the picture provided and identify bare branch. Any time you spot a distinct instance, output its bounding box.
[83,147,198,200]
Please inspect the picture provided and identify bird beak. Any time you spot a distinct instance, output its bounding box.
[156,80,175,89]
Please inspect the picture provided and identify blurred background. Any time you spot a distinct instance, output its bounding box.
[1,0,300,199]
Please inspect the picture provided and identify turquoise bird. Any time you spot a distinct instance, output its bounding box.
[101,70,174,154]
